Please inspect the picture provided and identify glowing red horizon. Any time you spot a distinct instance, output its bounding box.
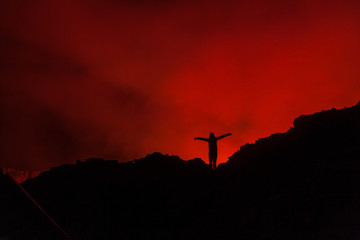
[1,0,360,171]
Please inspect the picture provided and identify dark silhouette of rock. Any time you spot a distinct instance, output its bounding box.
[218,101,360,240]
[3,102,360,239]
[0,169,68,239]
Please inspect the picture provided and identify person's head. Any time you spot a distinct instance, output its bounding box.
[209,132,215,138]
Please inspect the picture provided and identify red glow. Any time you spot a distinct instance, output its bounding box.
[1,0,360,170]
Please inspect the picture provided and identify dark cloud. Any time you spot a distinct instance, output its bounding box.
[0,33,87,83]
[0,32,152,169]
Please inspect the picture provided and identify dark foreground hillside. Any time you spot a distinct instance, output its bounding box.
[2,102,360,239]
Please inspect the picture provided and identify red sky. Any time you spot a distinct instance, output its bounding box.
[1,0,360,171]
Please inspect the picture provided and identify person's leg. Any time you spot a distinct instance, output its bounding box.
[213,156,217,170]
[209,154,213,170]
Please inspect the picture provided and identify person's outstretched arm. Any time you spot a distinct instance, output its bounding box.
[194,137,209,142]
[216,133,232,140]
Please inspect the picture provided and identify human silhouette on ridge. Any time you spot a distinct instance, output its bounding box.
[194,132,232,170]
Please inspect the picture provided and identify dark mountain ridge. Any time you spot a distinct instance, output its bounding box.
[3,102,360,239]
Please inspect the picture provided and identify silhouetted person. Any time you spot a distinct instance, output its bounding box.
[194,132,232,170]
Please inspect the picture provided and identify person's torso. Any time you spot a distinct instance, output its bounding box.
[208,139,217,152]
